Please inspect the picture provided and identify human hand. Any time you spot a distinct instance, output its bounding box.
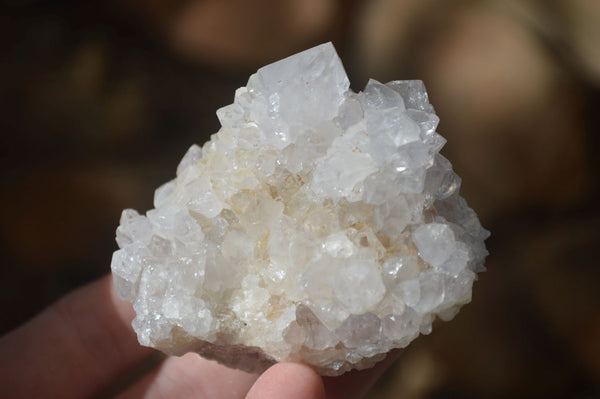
[0,275,400,398]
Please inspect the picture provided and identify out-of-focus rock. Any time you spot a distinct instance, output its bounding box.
[116,0,340,69]
[420,6,590,219]
[355,0,437,80]
[355,1,591,221]
[0,167,145,269]
[560,0,600,86]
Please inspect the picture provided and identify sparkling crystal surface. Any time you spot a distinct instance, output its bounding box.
[111,42,489,376]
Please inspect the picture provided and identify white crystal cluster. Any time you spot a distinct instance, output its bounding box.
[111,43,489,376]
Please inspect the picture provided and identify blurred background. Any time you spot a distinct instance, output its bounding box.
[1,0,599,397]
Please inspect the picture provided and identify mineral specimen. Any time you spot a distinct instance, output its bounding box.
[111,42,489,376]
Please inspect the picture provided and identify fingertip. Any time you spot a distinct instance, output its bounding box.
[246,362,325,399]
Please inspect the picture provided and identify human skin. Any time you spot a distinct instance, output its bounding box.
[0,275,401,399]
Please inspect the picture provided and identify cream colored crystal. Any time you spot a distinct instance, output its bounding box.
[111,42,489,376]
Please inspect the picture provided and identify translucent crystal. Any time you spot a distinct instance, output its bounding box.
[333,259,386,315]
[111,42,489,376]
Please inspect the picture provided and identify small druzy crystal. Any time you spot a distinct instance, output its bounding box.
[111,42,489,376]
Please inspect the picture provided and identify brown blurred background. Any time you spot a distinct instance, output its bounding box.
[1,0,599,397]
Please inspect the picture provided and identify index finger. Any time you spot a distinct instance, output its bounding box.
[0,274,153,399]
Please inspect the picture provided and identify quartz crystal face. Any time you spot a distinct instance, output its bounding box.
[111,42,489,376]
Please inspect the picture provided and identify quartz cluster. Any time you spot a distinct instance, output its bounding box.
[111,42,489,376]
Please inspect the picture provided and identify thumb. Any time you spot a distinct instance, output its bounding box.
[245,362,325,399]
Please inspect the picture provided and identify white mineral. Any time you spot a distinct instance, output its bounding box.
[111,42,489,376]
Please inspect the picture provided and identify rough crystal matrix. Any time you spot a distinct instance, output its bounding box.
[111,42,489,376]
